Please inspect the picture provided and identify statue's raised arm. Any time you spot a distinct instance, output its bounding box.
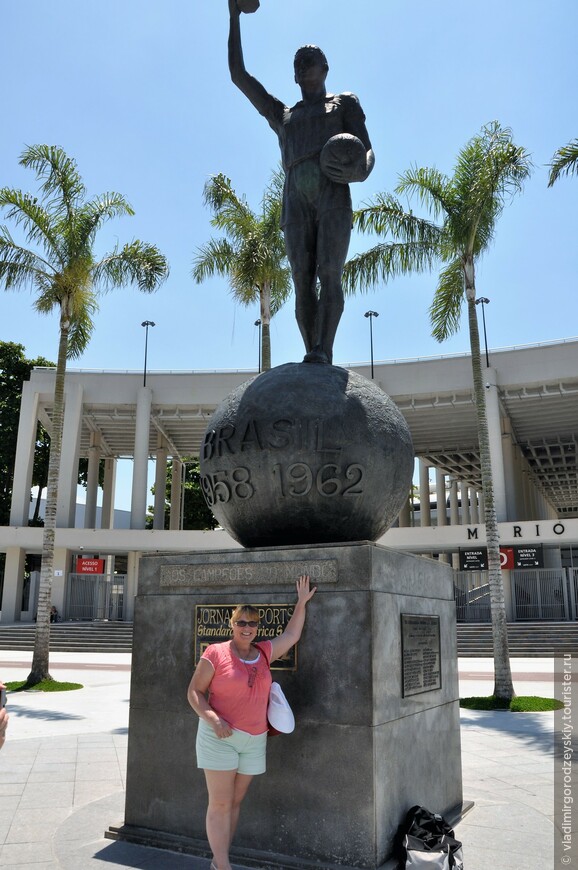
[228,0,282,118]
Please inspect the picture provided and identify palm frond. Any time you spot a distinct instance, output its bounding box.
[354,194,445,251]
[75,193,135,245]
[0,188,63,263]
[192,238,236,282]
[93,241,169,293]
[429,259,465,342]
[196,168,290,329]
[203,174,255,242]
[261,167,285,221]
[19,145,85,218]
[0,228,55,289]
[548,139,578,187]
[343,240,439,295]
[395,166,453,219]
[454,122,532,252]
[65,290,99,358]
[270,269,293,316]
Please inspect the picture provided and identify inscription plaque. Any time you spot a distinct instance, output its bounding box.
[401,614,442,698]
[195,603,296,670]
[161,559,338,588]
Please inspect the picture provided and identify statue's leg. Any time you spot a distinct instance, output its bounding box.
[284,219,318,355]
[315,208,352,364]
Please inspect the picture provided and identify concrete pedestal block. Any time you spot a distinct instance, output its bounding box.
[116,543,463,869]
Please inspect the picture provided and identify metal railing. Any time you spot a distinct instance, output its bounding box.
[65,574,126,621]
[454,572,491,622]
[512,569,567,621]
[455,567,578,622]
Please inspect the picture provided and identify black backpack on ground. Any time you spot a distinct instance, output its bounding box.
[394,805,464,869]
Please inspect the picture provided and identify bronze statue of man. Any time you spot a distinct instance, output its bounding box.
[228,0,374,364]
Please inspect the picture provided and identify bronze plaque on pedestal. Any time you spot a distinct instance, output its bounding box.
[401,614,442,697]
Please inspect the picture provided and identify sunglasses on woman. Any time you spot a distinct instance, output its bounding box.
[234,620,259,628]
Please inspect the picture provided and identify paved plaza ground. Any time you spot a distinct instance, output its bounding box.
[0,653,566,869]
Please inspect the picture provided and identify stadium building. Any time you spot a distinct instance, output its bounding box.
[1,337,577,625]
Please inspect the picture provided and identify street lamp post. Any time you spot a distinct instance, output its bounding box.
[475,298,490,368]
[254,319,262,372]
[141,320,155,386]
[364,310,379,379]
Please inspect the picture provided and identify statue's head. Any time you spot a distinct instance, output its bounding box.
[294,45,329,85]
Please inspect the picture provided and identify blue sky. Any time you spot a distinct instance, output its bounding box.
[1,1,577,513]
[1,0,576,378]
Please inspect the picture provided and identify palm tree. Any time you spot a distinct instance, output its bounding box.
[548,138,578,187]
[344,122,532,701]
[0,144,169,686]
[192,169,291,370]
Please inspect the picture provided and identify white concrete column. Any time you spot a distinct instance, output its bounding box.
[169,458,183,530]
[501,419,518,522]
[484,367,508,522]
[460,481,471,524]
[153,443,169,530]
[84,434,101,529]
[478,490,485,523]
[124,551,139,621]
[449,480,459,525]
[398,494,411,527]
[101,457,117,529]
[435,468,447,526]
[0,547,27,622]
[470,488,480,524]
[419,461,431,527]
[56,382,84,528]
[131,387,152,530]
[9,387,40,526]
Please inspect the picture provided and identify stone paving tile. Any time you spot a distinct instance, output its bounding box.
[0,764,34,784]
[0,783,26,797]
[75,761,124,781]
[6,807,71,843]
[457,843,554,870]
[75,747,119,763]
[28,762,76,783]
[0,795,22,813]
[18,781,74,809]
[0,841,56,865]
[34,752,78,767]
[0,864,60,870]
[72,780,124,807]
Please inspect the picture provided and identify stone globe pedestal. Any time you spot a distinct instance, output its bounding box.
[199,363,414,547]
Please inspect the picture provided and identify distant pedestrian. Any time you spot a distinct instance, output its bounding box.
[0,682,9,750]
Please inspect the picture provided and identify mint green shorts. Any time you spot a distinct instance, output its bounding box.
[196,719,267,775]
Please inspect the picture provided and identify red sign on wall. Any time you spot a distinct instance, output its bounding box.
[499,547,515,570]
[76,558,105,574]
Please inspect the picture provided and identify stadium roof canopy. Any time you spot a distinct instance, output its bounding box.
[29,337,578,518]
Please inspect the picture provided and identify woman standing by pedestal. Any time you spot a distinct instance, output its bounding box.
[187,574,316,870]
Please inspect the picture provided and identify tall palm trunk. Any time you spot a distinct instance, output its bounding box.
[28,308,70,685]
[465,262,515,700]
[260,281,272,371]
